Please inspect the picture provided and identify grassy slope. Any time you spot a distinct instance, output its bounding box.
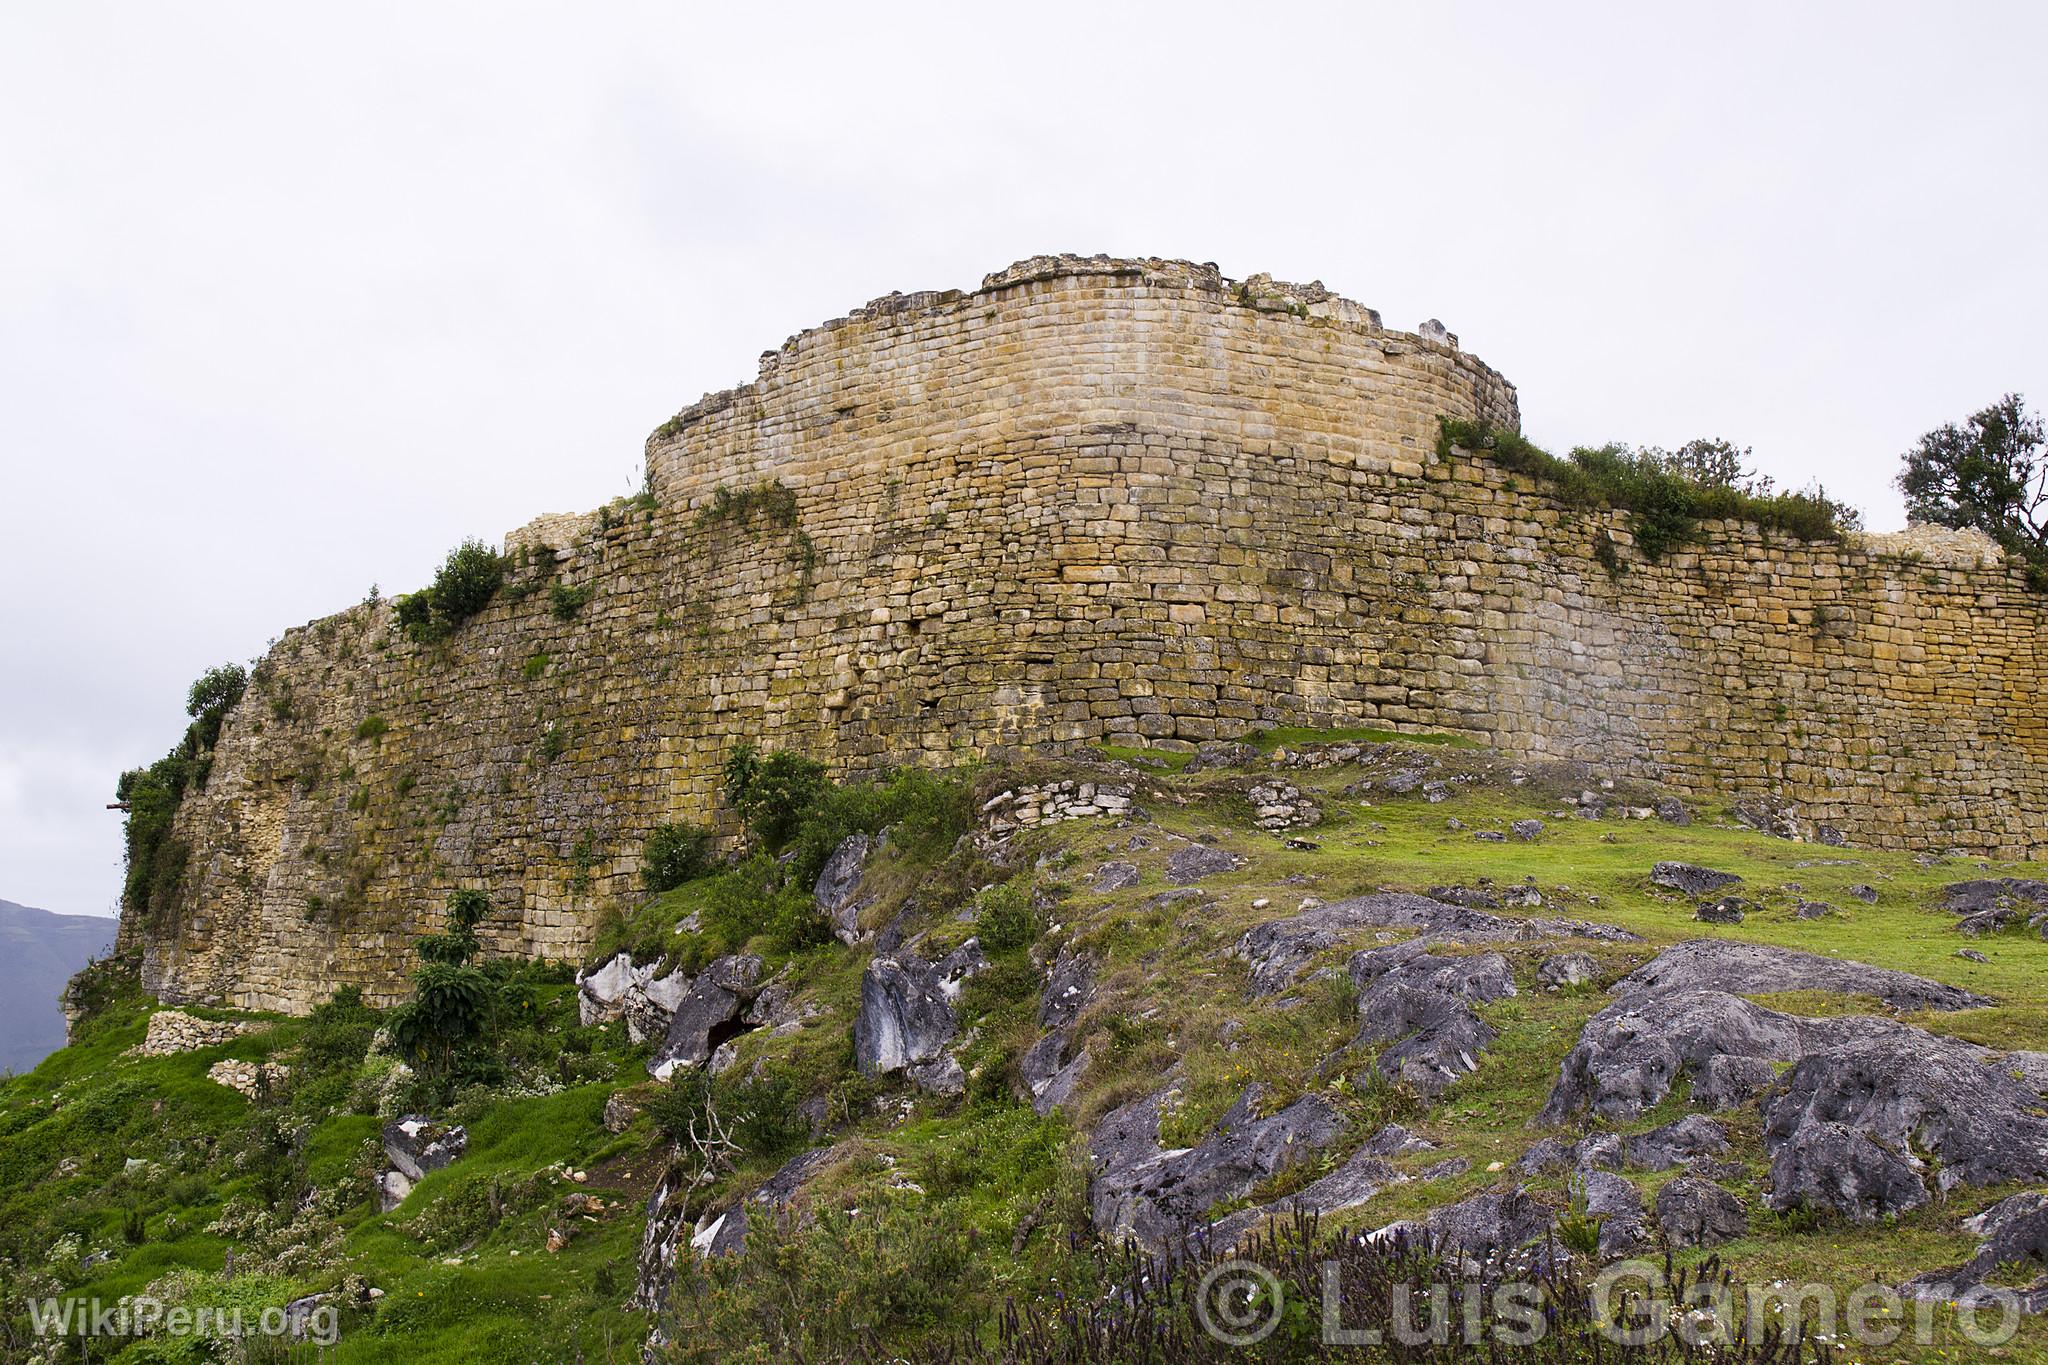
[1036,739,2048,1361]
[6,733,2046,1361]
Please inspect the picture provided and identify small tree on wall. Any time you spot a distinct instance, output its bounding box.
[1897,393,2048,586]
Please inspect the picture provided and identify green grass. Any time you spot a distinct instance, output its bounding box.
[1241,722,1480,751]
[1092,742,1194,773]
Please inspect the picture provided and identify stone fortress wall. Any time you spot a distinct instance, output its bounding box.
[127,255,2048,1011]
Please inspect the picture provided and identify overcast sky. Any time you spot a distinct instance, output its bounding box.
[3,3,2043,918]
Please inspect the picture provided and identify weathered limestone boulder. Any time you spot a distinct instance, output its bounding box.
[698,1143,850,1258]
[1020,947,1096,1114]
[577,952,646,1027]
[1236,892,1635,997]
[1654,1177,1748,1248]
[1537,951,1596,991]
[1020,1034,1091,1115]
[1694,896,1749,924]
[377,1114,466,1211]
[601,1091,639,1134]
[580,952,692,1043]
[1361,1123,1436,1157]
[1038,947,1096,1033]
[1541,942,2047,1221]
[1765,1120,1926,1222]
[1361,989,1496,1096]
[1511,819,1544,841]
[853,940,987,1093]
[1762,1033,2048,1215]
[376,1170,413,1213]
[635,1145,851,1353]
[1650,862,1741,897]
[1350,941,1515,1097]
[625,969,691,1046]
[1088,1085,1346,1253]
[1610,939,1990,1013]
[382,1115,468,1181]
[1943,878,2048,935]
[1901,1193,2048,1312]
[1164,842,1241,885]
[1349,940,1517,1004]
[1579,1170,1651,1259]
[1422,1187,1557,1261]
[1521,1115,1729,1175]
[1205,1146,1403,1248]
[1089,860,1141,893]
[648,955,764,1081]
[1539,988,1805,1124]
[1625,1114,1730,1170]
[814,833,878,944]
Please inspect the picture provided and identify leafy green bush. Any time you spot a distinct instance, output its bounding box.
[1896,393,2047,590]
[184,664,247,748]
[298,984,381,1077]
[972,880,1037,952]
[666,1202,981,1361]
[643,822,716,891]
[786,767,972,887]
[355,714,389,741]
[700,856,830,955]
[1438,418,1860,562]
[723,744,827,848]
[650,1065,812,1164]
[388,890,496,1080]
[395,538,508,643]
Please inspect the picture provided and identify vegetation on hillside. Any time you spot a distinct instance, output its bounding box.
[30,731,2048,1360]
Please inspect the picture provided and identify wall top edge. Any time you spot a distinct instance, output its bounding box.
[643,253,1514,453]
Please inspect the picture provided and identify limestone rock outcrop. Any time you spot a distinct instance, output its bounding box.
[853,940,988,1095]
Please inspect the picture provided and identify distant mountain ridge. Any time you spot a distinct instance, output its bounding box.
[0,899,116,1074]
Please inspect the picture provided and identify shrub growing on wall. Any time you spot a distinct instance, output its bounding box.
[116,662,247,918]
[723,744,827,848]
[394,539,508,643]
[1438,417,1861,564]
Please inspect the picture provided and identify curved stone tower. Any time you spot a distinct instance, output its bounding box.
[127,255,2047,1011]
